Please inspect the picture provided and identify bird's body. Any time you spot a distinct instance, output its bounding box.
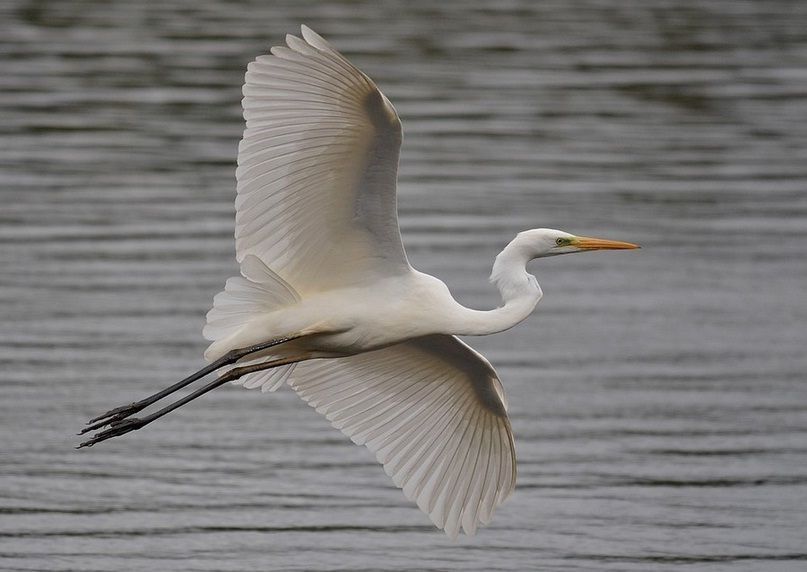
[206,269,458,360]
[79,26,638,538]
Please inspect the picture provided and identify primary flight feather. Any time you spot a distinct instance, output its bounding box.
[79,26,638,538]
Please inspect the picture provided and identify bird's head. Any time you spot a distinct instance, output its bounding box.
[518,228,640,258]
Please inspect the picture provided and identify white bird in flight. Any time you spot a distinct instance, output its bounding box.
[79,26,638,537]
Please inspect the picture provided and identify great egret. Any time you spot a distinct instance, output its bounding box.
[78,26,638,537]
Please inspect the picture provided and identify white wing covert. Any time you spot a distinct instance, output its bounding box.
[289,335,517,537]
[236,26,410,293]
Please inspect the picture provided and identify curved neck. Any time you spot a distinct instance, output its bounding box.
[452,237,543,335]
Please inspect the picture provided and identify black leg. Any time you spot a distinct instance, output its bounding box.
[77,356,298,448]
[81,336,297,434]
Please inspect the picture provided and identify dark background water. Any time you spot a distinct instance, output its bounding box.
[1,1,807,570]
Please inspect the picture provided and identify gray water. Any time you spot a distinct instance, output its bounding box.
[2,1,807,570]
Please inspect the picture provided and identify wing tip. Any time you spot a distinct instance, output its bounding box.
[300,24,333,52]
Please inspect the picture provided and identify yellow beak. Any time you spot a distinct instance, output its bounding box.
[571,236,640,250]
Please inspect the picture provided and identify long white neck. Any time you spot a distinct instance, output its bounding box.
[451,235,543,335]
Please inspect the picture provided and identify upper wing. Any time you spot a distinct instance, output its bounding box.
[289,335,517,537]
[235,26,410,294]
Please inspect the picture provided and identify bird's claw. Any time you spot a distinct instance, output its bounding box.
[77,417,146,449]
[80,401,147,435]
[88,402,142,424]
[79,414,121,435]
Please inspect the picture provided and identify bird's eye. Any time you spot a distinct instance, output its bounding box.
[555,238,566,246]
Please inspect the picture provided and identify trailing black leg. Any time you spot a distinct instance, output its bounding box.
[77,357,298,448]
[81,336,298,434]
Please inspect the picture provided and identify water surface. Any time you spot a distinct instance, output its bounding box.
[1,1,807,570]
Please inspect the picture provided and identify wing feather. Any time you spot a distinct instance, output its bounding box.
[289,335,516,537]
[236,26,409,292]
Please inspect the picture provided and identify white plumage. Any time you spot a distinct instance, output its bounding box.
[235,26,409,291]
[79,26,639,538]
[292,335,516,537]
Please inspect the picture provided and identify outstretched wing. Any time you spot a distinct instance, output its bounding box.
[289,335,517,537]
[236,26,410,294]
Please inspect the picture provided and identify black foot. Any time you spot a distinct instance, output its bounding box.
[80,402,146,435]
[77,338,297,446]
[77,417,147,448]
[88,402,144,425]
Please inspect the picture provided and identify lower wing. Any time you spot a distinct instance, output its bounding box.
[289,334,516,537]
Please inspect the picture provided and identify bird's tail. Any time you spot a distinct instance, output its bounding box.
[203,255,301,392]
